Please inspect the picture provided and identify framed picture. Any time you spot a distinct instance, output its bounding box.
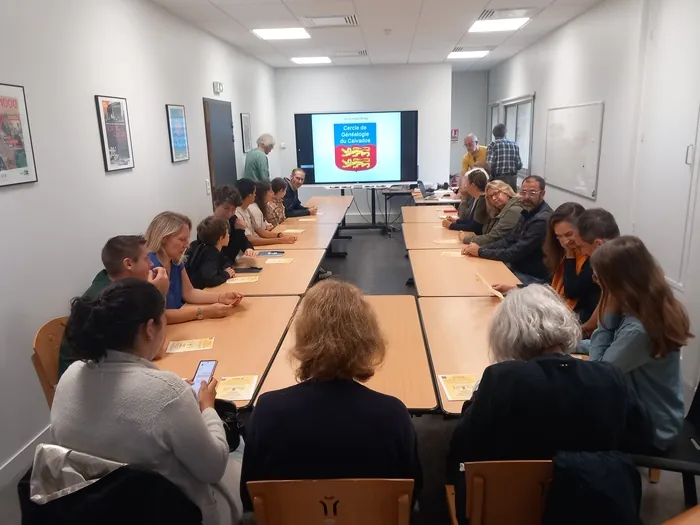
[166,104,190,163]
[0,84,38,188]
[241,112,252,153]
[95,95,134,172]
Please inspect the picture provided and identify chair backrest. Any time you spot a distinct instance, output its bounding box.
[32,317,67,408]
[247,479,414,525]
[686,377,700,429]
[465,460,553,525]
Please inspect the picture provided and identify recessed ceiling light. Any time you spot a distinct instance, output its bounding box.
[252,28,310,40]
[447,50,490,59]
[291,57,332,65]
[469,18,529,32]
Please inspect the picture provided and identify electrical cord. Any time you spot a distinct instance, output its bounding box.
[349,189,372,224]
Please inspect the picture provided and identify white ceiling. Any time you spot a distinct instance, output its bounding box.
[151,0,603,71]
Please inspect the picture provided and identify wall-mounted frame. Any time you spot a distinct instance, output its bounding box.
[166,104,190,163]
[95,95,134,172]
[0,83,38,188]
[240,112,252,153]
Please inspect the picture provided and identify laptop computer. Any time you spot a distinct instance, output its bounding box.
[417,181,437,200]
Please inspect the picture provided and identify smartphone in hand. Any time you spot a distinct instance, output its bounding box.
[191,360,217,395]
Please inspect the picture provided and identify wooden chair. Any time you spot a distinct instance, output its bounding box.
[462,460,553,525]
[663,506,700,524]
[32,317,67,408]
[246,478,414,525]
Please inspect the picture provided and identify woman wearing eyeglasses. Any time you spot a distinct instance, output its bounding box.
[459,180,523,247]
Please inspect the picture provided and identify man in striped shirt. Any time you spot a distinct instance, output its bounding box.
[487,124,522,191]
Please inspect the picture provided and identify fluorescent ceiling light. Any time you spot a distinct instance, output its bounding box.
[469,18,529,32]
[291,57,332,64]
[252,28,310,40]
[447,50,490,59]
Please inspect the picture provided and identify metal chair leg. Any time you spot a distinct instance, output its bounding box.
[682,473,698,508]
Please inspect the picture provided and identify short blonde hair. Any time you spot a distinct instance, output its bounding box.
[145,211,192,264]
[489,284,581,362]
[292,280,386,382]
[485,180,517,217]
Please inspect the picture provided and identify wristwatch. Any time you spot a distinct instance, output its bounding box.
[277,232,282,238]
[196,307,203,320]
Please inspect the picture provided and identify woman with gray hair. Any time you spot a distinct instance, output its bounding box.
[446,285,652,525]
[243,133,275,181]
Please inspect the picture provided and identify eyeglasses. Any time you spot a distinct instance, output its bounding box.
[488,190,504,201]
[519,190,543,197]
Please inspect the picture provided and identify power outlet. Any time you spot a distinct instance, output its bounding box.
[205,179,211,195]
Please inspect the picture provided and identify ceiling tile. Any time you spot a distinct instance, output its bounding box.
[457,31,511,47]
[212,2,299,27]
[332,56,372,66]
[485,0,550,7]
[409,48,451,63]
[307,27,365,50]
[283,0,356,18]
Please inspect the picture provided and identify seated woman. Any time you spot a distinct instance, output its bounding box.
[459,180,522,248]
[580,236,691,450]
[240,280,422,510]
[211,185,255,262]
[447,285,652,525]
[146,211,243,324]
[235,179,296,246]
[266,177,288,228]
[51,279,243,525]
[443,167,488,233]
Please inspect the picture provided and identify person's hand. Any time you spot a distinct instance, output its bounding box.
[603,294,621,316]
[564,245,576,259]
[442,219,453,229]
[234,218,246,230]
[218,292,244,306]
[148,267,170,296]
[463,243,480,257]
[244,248,256,257]
[198,377,218,412]
[493,283,516,295]
[266,223,274,231]
[458,231,467,242]
[280,236,297,244]
[309,207,318,216]
[203,303,235,319]
[225,268,236,278]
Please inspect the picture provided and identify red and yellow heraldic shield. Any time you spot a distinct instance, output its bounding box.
[333,123,376,171]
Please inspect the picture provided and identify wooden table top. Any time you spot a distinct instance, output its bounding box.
[409,249,521,297]
[413,191,461,205]
[266,223,339,250]
[402,205,458,223]
[254,295,438,411]
[280,195,352,224]
[155,296,299,408]
[402,222,463,250]
[305,195,354,210]
[418,296,500,415]
[207,250,325,296]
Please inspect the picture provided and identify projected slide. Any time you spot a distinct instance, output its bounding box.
[311,112,401,183]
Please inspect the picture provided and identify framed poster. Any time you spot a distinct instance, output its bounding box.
[0,84,38,188]
[166,104,190,162]
[95,95,134,172]
[241,112,252,153]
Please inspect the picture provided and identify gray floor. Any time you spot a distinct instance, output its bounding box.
[0,228,693,524]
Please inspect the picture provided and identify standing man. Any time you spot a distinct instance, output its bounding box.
[487,124,522,191]
[283,168,318,218]
[243,133,275,181]
[461,133,487,176]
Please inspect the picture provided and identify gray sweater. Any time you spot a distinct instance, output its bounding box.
[51,351,229,524]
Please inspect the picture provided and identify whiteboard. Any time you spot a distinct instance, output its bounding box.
[543,102,604,200]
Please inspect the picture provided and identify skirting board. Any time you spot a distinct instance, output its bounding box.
[0,424,50,490]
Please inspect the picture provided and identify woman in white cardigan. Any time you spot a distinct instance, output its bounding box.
[51,279,242,524]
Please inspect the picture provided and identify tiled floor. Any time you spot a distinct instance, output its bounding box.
[1,227,692,524]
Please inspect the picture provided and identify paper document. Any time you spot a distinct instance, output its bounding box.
[475,272,505,300]
[227,276,259,284]
[282,229,305,234]
[433,239,459,244]
[265,258,294,265]
[299,218,316,222]
[217,375,259,401]
[166,338,215,354]
[441,251,463,257]
[438,374,479,401]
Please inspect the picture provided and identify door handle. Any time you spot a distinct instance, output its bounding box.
[686,144,694,166]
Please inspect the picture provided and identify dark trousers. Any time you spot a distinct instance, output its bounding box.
[494,175,518,192]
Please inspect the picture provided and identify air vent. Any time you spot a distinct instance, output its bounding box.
[478,8,533,20]
[453,46,464,52]
[478,10,495,20]
[300,15,359,28]
[334,50,368,57]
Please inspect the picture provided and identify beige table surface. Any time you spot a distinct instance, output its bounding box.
[207,250,325,296]
[409,249,521,297]
[418,296,500,415]
[265,223,339,250]
[305,195,354,210]
[402,222,464,250]
[413,191,461,205]
[156,296,299,408]
[402,205,458,223]
[254,295,438,411]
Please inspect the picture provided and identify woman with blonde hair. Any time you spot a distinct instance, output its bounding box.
[447,284,652,525]
[579,236,692,450]
[459,179,522,249]
[240,279,422,511]
[146,211,243,324]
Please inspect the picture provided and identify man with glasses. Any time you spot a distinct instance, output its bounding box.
[461,133,487,177]
[487,124,522,191]
[463,175,551,284]
[284,168,318,218]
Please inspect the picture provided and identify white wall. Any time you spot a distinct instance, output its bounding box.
[274,65,452,221]
[0,0,276,485]
[450,72,489,174]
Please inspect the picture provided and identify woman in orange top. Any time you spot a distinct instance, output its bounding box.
[543,202,600,325]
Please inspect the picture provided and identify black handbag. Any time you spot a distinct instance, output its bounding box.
[214,399,244,452]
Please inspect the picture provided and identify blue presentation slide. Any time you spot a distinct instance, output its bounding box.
[311,112,401,183]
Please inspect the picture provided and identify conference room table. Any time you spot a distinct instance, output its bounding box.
[402,222,463,250]
[208,250,325,296]
[284,195,354,225]
[155,296,299,408]
[264,223,340,250]
[402,205,458,223]
[408,249,521,297]
[413,191,461,206]
[255,295,438,411]
[418,296,499,415]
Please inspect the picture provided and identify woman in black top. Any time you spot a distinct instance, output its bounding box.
[241,280,422,510]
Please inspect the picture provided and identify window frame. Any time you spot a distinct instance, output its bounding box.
[489,93,535,176]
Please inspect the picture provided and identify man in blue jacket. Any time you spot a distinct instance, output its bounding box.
[283,168,318,218]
